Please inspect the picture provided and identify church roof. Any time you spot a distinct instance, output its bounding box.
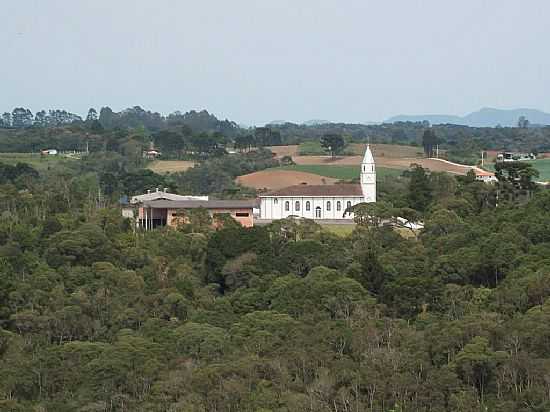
[362,144,374,164]
[262,184,363,197]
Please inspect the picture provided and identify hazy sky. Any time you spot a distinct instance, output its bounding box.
[3,0,550,125]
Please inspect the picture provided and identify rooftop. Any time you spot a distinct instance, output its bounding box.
[142,199,258,209]
[131,190,208,204]
[262,184,363,197]
[474,169,495,176]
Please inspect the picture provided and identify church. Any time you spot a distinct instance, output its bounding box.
[259,145,376,220]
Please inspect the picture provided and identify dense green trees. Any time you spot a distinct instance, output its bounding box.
[2,153,550,411]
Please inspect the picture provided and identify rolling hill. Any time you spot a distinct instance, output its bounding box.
[387,107,550,127]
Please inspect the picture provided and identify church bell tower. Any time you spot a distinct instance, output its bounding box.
[360,144,376,202]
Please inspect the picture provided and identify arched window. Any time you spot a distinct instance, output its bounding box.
[295,201,300,211]
[315,206,322,218]
[305,201,311,211]
[274,198,278,205]
[336,201,341,211]
[326,201,331,211]
[285,201,290,211]
[346,201,352,209]
[371,165,374,172]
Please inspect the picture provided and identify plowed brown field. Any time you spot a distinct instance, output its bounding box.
[237,169,338,191]
[267,145,470,174]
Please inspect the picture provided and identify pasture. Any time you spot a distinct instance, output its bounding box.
[528,159,550,181]
[268,143,424,159]
[0,153,74,171]
[485,159,550,182]
[147,160,196,174]
[267,144,469,174]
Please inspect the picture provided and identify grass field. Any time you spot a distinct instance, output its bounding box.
[148,160,196,174]
[484,159,550,181]
[322,225,355,236]
[280,164,403,180]
[0,153,74,171]
[527,160,550,181]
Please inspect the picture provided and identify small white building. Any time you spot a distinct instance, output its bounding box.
[41,149,58,156]
[474,169,498,183]
[143,149,161,159]
[259,145,376,220]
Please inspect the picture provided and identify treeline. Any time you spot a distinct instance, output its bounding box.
[0,107,268,159]
[269,121,550,153]
[0,108,82,128]
[96,107,240,137]
[0,106,240,137]
[2,154,550,410]
[4,104,550,157]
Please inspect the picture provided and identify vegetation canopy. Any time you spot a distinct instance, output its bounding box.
[0,106,549,411]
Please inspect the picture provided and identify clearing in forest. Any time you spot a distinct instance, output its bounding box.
[148,160,196,174]
[0,152,74,171]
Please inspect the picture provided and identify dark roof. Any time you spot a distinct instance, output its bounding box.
[262,184,363,197]
[142,199,258,209]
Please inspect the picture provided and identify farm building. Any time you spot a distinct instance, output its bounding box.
[124,188,256,229]
[130,188,208,204]
[139,199,257,229]
[143,149,161,159]
[496,152,536,162]
[259,145,376,220]
[474,169,498,183]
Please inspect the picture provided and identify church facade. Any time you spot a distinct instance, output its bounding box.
[259,145,376,220]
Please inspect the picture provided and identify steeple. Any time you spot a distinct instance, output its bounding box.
[360,144,376,202]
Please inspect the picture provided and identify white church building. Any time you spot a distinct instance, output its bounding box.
[259,145,376,220]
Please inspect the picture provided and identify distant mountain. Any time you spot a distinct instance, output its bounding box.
[302,119,332,126]
[267,120,290,126]
[387,108,550,127]
[266,119,332,126]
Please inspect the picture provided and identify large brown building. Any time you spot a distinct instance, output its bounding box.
[138,199,256,229]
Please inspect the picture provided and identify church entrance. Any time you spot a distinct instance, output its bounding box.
[315,206,322,218]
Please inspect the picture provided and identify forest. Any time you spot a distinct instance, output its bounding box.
[0,122,549,411]
[3,106,550,158]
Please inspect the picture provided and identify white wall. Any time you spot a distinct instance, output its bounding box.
[260,196,365,220]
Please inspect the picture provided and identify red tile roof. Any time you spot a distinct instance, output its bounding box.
[262,184,363,197]
[474,169,495,176]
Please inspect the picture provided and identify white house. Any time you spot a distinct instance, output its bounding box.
[259,145,376,220]
[474,169,498,183]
